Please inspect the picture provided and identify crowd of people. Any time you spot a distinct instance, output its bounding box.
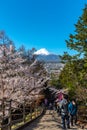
[44,93,78,129]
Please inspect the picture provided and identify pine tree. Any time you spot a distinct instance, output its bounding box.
[59,5,87,102]
[65,5,87,58]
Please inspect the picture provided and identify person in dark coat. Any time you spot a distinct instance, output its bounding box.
[60,94,70,129]
[68,99,77,126]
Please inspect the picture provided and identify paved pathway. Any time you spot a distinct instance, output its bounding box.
[21,110,87,130]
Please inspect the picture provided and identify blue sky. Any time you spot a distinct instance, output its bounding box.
[0,0,86,54]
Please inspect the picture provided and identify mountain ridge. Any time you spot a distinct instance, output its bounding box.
[34,48,61,63]
[36,54,61,63]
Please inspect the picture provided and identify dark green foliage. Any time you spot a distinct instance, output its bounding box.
[49,73,63,89]
[66,5,87,58]
[59,5,87,102]
[50,78,62,89]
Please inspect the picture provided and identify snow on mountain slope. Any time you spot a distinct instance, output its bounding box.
[34,48,50,55]
[34,48,61,63]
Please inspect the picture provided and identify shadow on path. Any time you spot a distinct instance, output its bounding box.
[20,110,86,130]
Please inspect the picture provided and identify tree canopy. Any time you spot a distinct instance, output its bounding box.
[0,30,48,110]
[59,5,87,103]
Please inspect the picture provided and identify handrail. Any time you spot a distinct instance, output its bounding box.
[0,99,44,130]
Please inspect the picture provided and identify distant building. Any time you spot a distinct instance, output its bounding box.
[44,62,65,76]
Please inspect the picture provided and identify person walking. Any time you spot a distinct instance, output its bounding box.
[60,94,70,129]
[44,98,48,109]
[68,99,77,126]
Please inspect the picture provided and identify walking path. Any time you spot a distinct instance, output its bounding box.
[21,110,86,130]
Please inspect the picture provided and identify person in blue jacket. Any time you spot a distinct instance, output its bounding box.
[68,99,77,126]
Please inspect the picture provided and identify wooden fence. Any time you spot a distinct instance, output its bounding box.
[0,98,44,130]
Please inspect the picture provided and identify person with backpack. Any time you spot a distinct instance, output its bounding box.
[60,93,70,129]
[68,99,77,126]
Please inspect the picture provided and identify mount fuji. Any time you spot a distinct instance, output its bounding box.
[34,48,61,63]
[34,48,50,55]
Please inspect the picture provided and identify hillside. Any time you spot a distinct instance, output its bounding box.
[34,49,64,75]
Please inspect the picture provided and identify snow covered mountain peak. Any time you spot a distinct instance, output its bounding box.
[34,48,50,55]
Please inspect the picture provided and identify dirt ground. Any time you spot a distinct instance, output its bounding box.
[21,110,87,130]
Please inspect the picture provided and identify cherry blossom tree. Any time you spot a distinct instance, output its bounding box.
[0,30,48,109]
